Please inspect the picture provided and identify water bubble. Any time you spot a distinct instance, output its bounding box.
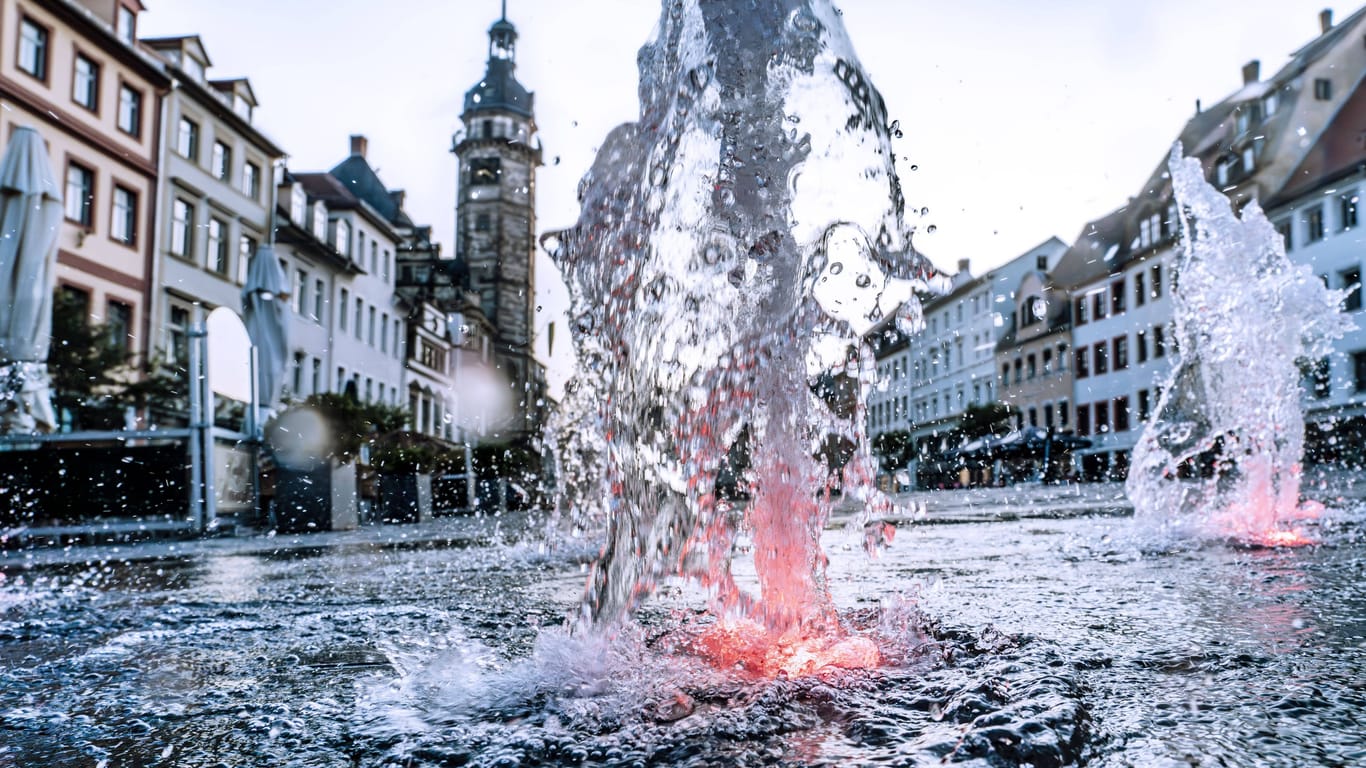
[829,262,844,275]
[855,274,873,288]
[919,207,930,216]
[910,164,919,171]
[926,224,938,234]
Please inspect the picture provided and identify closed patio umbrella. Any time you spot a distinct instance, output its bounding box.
[240,243,289,425]
[0,127,61,434]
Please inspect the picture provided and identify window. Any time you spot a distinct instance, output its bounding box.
[1151,264,1163,299]
[212,142,231,181]
[1138,389,1151,422]
[207,218,228,274]
[168,305,190,363]
[1036,254,1048,271]
[1075,347,1089,378]
[395,319,403,358]
[292,352,305,395]
[311,358,322,394]
[1111,279,1126,315]
[312,205,328,241]
[1241,147,1255,174]
[117,86,142,137]
[1028,407,1038,427]
[242,162,261,200]
[1314,78,1332,101]
[106,300,133,355]
[1094,342,1108,375]
[1308,357,1331,399]
[1043,403,1054,429]
[339,288,349,331]
[234,235,254,282]
[1263,91,1279,117]
[1114,396,1131,432]
[381,312,389,353]
[1059,400,1069,429]
[1354,352,1366,392]
[1340,267,1362,311]
[1139,218,1152,248]
[1001,363,1010,385]
[1074,296,1089,325]
[177,118,199,160]
[1027,354,1037,379]
[368,306,377,346]
[1216,160,1230,187]
[73,54,99,111]
[1137,330,1148,364]
[1341,194,1359,231]
[383,251,391,282]
[1094,401,1110,434]
[1077,404,1091,436]
[64,164,94,227]
[292,270,306,314]
[313,278,324,321]
[1013,358,1023,384]
[18,18,48,80]
[1042,348,1053,374]
[1058,342,1068,370]
[336,219,351,257]
[337,367,346,392]
[111,186,136,245]
[1307,207,1325,243]
[354,298,363,339]
[470,157,501,185]
[171,199,193,256]
[371,241,378,274]
[1113,336,1129,370]
[1276,219,1293,252]
[116,6,136,44]
[1153,324,1167,358]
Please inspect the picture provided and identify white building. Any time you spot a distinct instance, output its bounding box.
[1062,5,1366,478]
[866,241,1067,461]
[141,35,284,414]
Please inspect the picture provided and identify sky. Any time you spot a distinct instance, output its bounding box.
[139,0,1353,394]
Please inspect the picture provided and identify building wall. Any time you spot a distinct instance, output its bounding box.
[1069,250,1177,470]
[327,206,404,407]
[999,273,1074,433]
[1270,170,1366,417]
[152,73,276,369]
[0,0,165,356]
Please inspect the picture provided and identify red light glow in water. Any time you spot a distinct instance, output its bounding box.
[680,618,881,679]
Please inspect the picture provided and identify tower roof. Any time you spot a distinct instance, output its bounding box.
[463,11,534,119]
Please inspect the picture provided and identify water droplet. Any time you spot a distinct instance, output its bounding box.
[919,207,930,216]
[829,262,844,275]
[926,224,938,234]
[855,274,872,288]
[650,165,668,187]
[910,164,919,171]
[689,64,712,91]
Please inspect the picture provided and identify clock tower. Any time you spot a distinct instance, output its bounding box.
[453,5,546,439]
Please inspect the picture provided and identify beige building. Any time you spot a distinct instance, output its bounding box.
[997,270,1074,434]
[0,0,169,368]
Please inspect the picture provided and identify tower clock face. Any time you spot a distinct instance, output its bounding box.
[470,158,502,185]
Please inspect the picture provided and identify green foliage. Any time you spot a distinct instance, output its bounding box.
[371,430,466,474]
[121,352,190,421]
[47,289,130,430]
[473,439,541,480]
[872,429,913,470]
[299,392,408,461]
[954,403,1018,442]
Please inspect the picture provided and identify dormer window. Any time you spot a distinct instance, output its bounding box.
[1263,91,1279,117]
[233,94,252,121]
[116,6,136,45]
[311,204,327,241]
[183,55,204,82]
[1241,147,1256,173]
[1216,160,1230,186]
[290,185,306,224]
[1314,78,1332,101]
[335,219,351,257]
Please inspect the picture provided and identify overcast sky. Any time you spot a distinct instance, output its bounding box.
[140,0,1352,392]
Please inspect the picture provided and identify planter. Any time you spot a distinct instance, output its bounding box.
[377,473,433,524]
[274,461,359,533]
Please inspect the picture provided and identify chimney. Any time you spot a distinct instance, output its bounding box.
[1321,8,1333,34]
[349,134,368,158]
[1242,60,1260,85]
[957,258,971,275]
[1195,98,1202,114]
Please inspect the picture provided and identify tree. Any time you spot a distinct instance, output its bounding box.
[47,289,129,430]
[872,429,913,471]
[295,392,409,462]
[954,403,1018,442]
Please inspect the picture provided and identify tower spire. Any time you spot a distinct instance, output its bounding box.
[501,0,507,20]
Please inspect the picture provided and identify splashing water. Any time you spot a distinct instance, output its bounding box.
[1125,145,1354,545]
[545,0,942,649]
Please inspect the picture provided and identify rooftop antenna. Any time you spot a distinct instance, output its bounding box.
[501,0,507,19]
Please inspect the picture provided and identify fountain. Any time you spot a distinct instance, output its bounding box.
[1126,144,1354,545]
[545,0,942,652]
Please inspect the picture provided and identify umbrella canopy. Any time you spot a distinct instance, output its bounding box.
[0,126,62,433]
[240,243,289,419]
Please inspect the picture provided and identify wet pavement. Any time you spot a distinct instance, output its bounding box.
[0,481,1362,767]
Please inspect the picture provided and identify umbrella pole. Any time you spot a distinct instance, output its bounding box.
[188,321,206,533]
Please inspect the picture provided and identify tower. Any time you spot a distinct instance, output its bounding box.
[453,5,546,439]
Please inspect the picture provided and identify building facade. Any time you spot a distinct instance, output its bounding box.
[0,0,168,387]
[141,35,283,390]
[452,10,546,441]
